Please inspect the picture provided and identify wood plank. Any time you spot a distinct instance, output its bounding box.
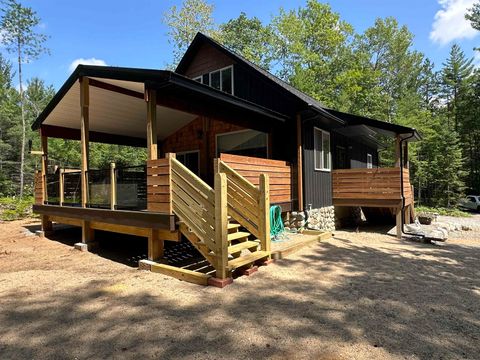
[220,153,289,167]
[259,174,270,253]
[80,77,89,208]
[148,175,170,186]
[146,88,157,161]
[49,215,82,227]
[215,173,229,279]
[227,251,269,270]
[150,263,211,286]
[146,158,169,167]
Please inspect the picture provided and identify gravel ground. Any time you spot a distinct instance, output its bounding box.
[0,217,479,360]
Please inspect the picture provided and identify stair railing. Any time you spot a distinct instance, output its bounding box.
[215,160,270,254]
[169,156,229,278]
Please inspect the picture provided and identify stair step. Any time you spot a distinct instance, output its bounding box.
[227,231,250,242]
[228,251,269,270]
[228,223,241,230]
[228,240,259,254]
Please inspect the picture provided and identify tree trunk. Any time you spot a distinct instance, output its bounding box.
[18,43,25,199]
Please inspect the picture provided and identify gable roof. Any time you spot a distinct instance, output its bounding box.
[176,32,420,141]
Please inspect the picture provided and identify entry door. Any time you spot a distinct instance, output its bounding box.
[335,146,348,169]
[176,151,200,175]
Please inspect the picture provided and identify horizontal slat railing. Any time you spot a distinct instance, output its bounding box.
[333,167,412,202]
[219,153,291,204]
[170,157,217,254]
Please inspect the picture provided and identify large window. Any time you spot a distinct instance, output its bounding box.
[216,130,268,158]
[176,150,200,175]
[314,127,331,171]
[192,66,233,95]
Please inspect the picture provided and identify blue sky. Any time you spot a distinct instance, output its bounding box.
[6,0,480,89]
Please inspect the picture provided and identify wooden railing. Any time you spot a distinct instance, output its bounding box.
[34,170,44,205]
[216,160,270,254]
[332,167,412,207]
[219,153,291,205]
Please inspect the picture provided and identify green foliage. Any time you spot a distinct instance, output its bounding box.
[0,196,34,220]
[219,12,275,70]
[466,1,480,49]
[162,0,216,65]
[416,206,471,218]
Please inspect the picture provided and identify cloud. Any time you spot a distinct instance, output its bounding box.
[430,0,478,45]
[69,57,107,72]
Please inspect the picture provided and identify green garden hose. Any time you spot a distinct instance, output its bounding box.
[270,205,284,237]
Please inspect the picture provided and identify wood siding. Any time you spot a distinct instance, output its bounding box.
[302,120,332,209]
[183,43,235,79]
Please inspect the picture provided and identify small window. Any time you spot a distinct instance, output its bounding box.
[202,73,210,86]
[210,70,221,90]
[314,128,331,171]
[176,151,200,176]
[217,130,268,158]
[367,153,373,169]
[221,67,233,94]
[193,76,202,83]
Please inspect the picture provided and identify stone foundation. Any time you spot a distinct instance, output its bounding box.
[282,206,335,232]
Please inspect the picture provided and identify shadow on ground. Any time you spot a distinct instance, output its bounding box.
[2,224,478,359]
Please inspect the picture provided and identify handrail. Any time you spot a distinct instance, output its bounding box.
[216,160,270,254]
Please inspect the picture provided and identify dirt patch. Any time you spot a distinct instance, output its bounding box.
[0,218,479,359]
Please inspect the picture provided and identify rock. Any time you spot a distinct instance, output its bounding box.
[461,225,472,231]
[425,229,448,242]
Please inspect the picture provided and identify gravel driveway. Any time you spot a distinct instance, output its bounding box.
[0,218,479,359]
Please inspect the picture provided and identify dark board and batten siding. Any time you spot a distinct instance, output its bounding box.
[331,133,379,169]
[302,119,333,209]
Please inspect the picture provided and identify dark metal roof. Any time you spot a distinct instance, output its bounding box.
[31,65,288,131]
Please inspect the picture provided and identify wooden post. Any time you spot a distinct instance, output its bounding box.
[40,128,48,204]
[59,168,64,206]
[110,162,116,210]
[148,229,164,261]
[403,142,409,169]
[146,88,158,161]
[394,135,401,168]
[80,77,90,208]
[296,113,303,211]
[259,174,271,254]
[214,172,228,279]
[81,220,95,244]
[166,153,175,215]
[396,208,402,239]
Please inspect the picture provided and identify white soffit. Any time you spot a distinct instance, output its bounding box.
[43,79,197,140]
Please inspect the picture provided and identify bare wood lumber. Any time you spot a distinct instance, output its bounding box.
[259,173,271,254]
[148,229,164,261]
[80,77,89,208]
[215,173,228,279]
[146,88,157,161]
[150,263,211,286]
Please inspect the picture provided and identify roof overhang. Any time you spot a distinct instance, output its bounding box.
[32,65,288,146]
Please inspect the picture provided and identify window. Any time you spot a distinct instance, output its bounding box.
[176,150,200,175]
[314,128,331,171]
[194,66,233,94]
[367,153,373,169]
[217,130,268,158]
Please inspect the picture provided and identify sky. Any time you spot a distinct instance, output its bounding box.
[4,0,480,90]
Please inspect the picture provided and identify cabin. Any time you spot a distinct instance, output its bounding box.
[31,33,420,287]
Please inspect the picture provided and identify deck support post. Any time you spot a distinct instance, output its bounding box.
[214,172,229,279]
[259,174,271,254]
[80,77,90,208]
[148,229,164,261]
[396,208,402,239]
[81,220,95,244]
[296,113,304,211]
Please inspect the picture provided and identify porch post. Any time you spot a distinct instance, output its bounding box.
[40,127,52,233]
[395,134,402,238]
[145,87,157,161]
[296,113,304,211]
[80,77,90,208]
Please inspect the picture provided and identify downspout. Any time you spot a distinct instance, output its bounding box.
[399,132,424,238]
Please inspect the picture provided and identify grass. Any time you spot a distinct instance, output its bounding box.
[0,196,35,221]
[416,206,472,218]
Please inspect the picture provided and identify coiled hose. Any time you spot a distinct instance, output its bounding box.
[270,205,284,237]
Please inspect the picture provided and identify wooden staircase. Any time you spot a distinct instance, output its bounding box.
[167,156,271,280]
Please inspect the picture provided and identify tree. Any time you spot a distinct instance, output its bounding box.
[219,12,275,70]
[163,0,216,65]
[440,44,474,131]
[466,1,480,50]
[0,0,49,198]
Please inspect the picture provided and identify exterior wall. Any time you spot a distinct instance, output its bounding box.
[282,206,335,232]
[161,116,245,183]
[183,43,235,79]
[302,118,333,210]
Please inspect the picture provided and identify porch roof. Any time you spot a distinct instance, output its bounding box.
[31,65,288,146]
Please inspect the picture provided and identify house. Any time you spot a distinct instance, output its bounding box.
[31,33,420,286]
